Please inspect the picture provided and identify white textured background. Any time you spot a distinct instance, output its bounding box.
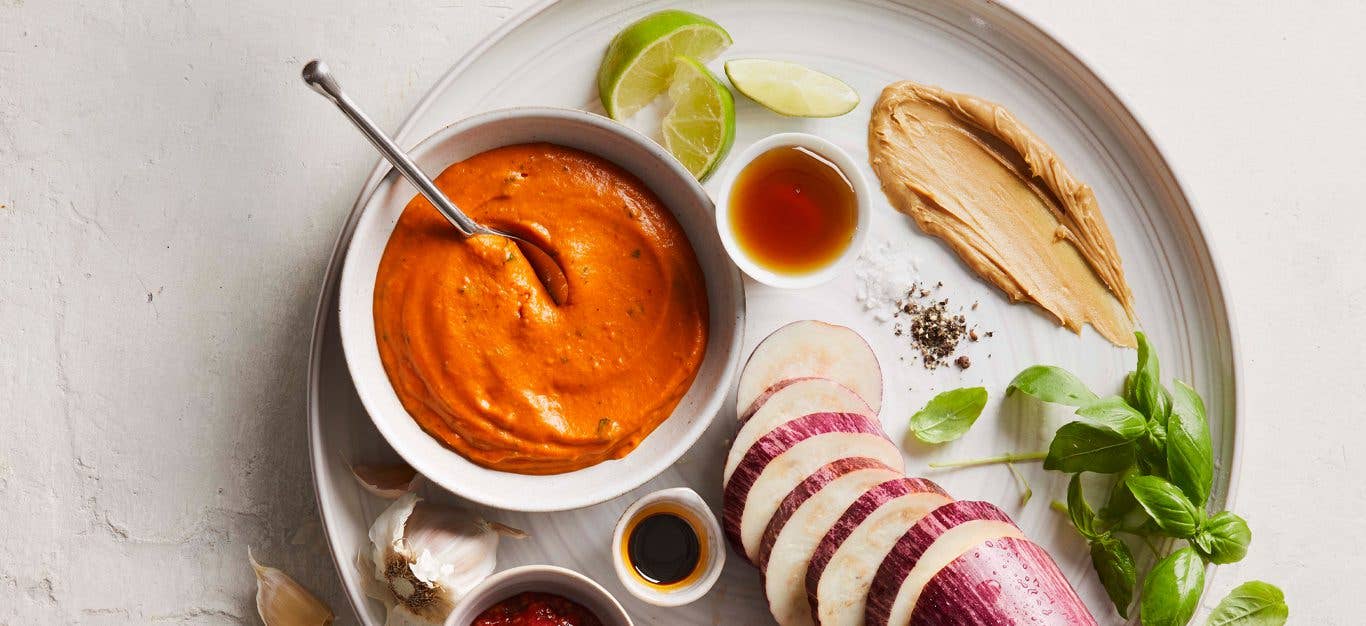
[2,0,1362,623]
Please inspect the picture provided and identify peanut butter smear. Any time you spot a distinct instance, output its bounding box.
[868,81,1136,347]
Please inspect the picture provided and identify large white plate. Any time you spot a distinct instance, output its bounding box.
[307,1,1242,624]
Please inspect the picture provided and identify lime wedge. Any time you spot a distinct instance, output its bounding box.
[724,58,859,117]
[598,10,732,120]
[661,56,735,180]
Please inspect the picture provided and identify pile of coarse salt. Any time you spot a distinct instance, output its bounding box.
[854,238,922,322]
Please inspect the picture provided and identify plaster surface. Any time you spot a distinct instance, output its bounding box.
[1,1,1362,623]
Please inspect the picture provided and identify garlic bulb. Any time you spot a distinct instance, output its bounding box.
[249,548,335,626]
[359,493,524,625]
[351,462,422,499]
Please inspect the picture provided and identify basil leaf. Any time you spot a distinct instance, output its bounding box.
[1099,468,1140,522]
[1196,511,1252,564]
[1066,474,1097,538]
[909,387,988,444]
[1206,581,1288,626]
[1167,380,1214,506]
[1045,422,1137,474]
[1139,424,1170,478]
[1156,385,1173,426]
[1075,396,1148,440]
[1126,475,1203,537]
[1130,331,1163,420]
[1192,530,1215,554]
[1141,547,1205,626]
[1089,534,1137,618]
[1147,419,1168,449]
[1007,365,1098,406]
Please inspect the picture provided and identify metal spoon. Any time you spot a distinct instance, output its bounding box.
[302,59,569,305]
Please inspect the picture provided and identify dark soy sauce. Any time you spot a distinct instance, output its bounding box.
[626,512,701,586]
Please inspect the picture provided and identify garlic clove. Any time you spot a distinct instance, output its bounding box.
[368,494,455,624]
[402,504,499,593]
[368,493,417,580]
[249,548,335,626]
[362,493,524,625]
[351,462,422,499]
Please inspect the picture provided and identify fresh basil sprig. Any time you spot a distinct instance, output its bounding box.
[1125,468,1252,565]
[907,386,988,444]
[983,331,1283,623]
[1193,511,1252,564]
[1141,547,1205,626]
[1206,581,1288,626]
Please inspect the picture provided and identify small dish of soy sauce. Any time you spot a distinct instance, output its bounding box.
[610,487,725,607]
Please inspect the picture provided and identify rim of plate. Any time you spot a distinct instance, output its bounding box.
[306,0,1244,621]
[984,1,1245,594]
[335,105,744,513]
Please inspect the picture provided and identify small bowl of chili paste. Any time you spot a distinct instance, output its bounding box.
[445,565,631,626]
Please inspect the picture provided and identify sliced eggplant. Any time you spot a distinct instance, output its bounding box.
[910,536,1098,626]
[865,500,1024,626]
[724,377,872,486]
[722,412,903,563]
[760,459,902,626]
[806,477,950,625]
[736,321,883,421]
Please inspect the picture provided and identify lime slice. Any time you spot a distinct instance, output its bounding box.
[724,58,859,117]
[597,10,732,120]
[661,57,735,180]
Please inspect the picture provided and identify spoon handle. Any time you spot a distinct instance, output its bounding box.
[302,59,483,237]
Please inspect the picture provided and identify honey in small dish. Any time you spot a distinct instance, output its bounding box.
[728,145,858,275]
[620,503,704,589]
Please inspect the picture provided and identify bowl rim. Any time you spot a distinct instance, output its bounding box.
[713,131,872,289]
[442,564,633,626]
[336,106,745,511]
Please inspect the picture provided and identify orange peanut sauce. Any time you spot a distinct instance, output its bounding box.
[373,143,709,475]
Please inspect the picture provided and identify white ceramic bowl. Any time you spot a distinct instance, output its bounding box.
[609,488,725,607]
[714,132,872,289]
[337,107,745,511]
[443,565,632,626]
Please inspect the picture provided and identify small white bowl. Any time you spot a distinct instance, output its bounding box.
[610,487,725,607]
[444,565,632,626]
[337,108,746,512]
[714,132,872,289]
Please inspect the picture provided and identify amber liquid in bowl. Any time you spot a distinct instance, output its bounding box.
[728,145,858,275]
